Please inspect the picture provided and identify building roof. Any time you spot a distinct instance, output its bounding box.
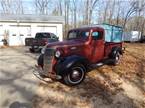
[0,14,64,23]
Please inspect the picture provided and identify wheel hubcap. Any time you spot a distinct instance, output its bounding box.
[72,70,80,78]
[68,67,84,84]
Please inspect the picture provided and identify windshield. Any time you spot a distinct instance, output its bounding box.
[67,30,89,39]
[35,33,51,39]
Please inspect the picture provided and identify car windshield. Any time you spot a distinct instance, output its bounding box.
[35,33,51,39]
[67,30,89,39]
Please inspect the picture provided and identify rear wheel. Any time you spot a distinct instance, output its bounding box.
[113,52,121,65]
[62,64,86,86]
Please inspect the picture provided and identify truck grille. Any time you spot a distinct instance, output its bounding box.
[43,48,55,75]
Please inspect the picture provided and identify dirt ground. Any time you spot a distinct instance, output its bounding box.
[0,43,145,108]
[33,43,145,108]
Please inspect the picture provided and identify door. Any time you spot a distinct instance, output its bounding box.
[19,26,31,45]
[9,25,31,46]
[9,26,20,46]
[91,30,104,63]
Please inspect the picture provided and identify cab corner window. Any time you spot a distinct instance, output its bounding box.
[20,34,24,36]
[12,34,16,36]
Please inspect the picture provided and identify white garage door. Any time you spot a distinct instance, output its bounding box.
[19,26,31,45]
[9,25,31,46]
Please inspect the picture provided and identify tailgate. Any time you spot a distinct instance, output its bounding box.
[25,38,40,46]
[25,38,48,46]
[37,39,47,46]
[25,38,34,46]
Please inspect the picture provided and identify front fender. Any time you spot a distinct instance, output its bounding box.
[55,55,89,76]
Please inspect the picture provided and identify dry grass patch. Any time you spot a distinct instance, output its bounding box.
[33,43,145,108]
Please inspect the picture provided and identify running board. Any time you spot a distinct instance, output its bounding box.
[91,62,104,68]
[90,59,115,69]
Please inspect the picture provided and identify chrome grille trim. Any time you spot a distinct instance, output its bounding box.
[43,48,55,75]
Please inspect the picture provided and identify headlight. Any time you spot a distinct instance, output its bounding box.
[41,47,46,54]
[55,50,61,58]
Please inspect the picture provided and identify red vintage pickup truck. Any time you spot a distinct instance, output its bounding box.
[34,24,124,86]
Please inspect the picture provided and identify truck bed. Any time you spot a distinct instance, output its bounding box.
[105,42,123,57]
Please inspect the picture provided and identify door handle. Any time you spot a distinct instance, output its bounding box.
[71,47,77,50]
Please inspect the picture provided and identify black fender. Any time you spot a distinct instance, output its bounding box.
[55,55,89,76]
[110,46,123,58]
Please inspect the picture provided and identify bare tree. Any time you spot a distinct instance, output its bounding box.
[108,0,115,24]
[64,0,70,36]
[35,0,49,14]
[1,0,13,14]
[84,0,98,24]
[122,1,139,29]
[0,0,24,14]
[103,0,109,23]
[15,0,24,14]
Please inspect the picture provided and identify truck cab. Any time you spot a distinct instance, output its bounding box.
[34,24,124,86]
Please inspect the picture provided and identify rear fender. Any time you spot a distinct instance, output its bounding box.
[55,55,89,76]
[110,47,123,58]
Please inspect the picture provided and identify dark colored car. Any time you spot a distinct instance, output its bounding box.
[34,24,125,86]
[140,35,145,43]
[25,32,58,52]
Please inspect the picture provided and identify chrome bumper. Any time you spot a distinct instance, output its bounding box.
[33,65,62,81]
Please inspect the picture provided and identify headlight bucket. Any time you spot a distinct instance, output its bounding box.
[41,45,47,54]
[55,50,61,58]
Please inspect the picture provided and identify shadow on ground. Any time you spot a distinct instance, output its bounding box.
[9,101,32,108]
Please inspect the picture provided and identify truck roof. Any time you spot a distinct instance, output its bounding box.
[70,23,123,43]
[71,23,123,31]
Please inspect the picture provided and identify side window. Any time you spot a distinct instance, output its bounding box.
[20,34,24,36]
[92,31,103,40]
[12,34,16,36]
[50,33,58,40]
[51,33,56,38]
[82,31,89,37]
[43,33,51,38]
[92,32,99,37]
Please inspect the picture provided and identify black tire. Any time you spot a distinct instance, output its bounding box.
[35,48,41,53]
[37,54,44,67]
[62,63,86,86]
[112,52,120,65]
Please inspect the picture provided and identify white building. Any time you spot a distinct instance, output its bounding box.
[123,31,141,42]
[0,14,64,46]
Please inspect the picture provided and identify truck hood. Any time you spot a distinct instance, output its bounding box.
[46,39,86,49]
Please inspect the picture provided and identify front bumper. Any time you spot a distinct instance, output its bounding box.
[33,65,62,81]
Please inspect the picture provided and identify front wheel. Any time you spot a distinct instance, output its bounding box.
[29,47,35,53]
[37,54,44,67]
[62,64,86,86]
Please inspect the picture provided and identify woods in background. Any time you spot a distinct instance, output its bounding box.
[0,0,145,36]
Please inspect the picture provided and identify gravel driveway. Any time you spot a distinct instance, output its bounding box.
[0,47,39,108]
